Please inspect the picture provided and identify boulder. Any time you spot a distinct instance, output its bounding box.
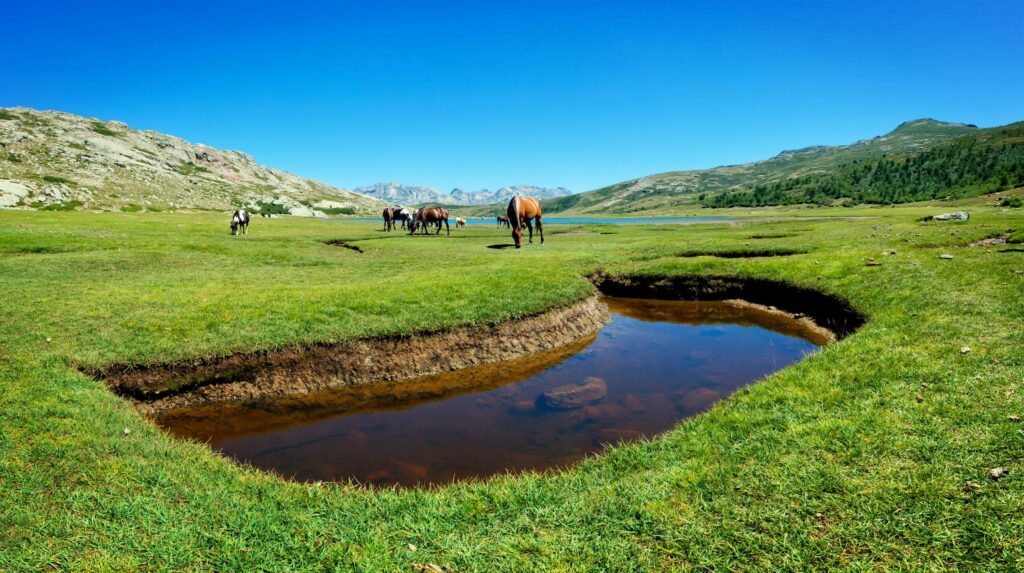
[542,377,607,409]
[924,211,970,222]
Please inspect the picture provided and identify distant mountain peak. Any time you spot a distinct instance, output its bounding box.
[354,182,574,206]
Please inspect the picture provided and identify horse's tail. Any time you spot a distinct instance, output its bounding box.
[509,196,521,230]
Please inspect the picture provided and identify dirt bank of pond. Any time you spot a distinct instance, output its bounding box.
[99,295,611,414]
[94,274,864,417]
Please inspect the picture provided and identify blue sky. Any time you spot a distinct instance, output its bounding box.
[4,1,1023,193]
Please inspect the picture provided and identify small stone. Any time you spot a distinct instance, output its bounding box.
[915,393,924,403]
[510,400,535,414]
[407,544,417,552]
[865,260,882,267]
[542,377,607,409]
[920,383,928,389]
[1009,415,1022,423]
[122,427,130,435]
[45,337,52,343]
[888,249,897,255]
[940,254,954,260]
[413,565,452,573]
[965,481,982,491]
[988,467,1008,480]
[960,346,971,354]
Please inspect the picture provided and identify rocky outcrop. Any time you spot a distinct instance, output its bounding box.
[0,107,388,214]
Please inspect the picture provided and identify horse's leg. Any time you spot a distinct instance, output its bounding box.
[536,216,543,244]
[526,220,534,243]
[444,218,449,235]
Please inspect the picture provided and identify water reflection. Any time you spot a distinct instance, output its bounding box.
[158,297,823,486]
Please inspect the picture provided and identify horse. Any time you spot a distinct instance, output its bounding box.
[230,210,250,235]
[496,215,510,228]
[506,196,543,248]
[409,207,450,235]
[456,217,467,228]
[395,207,413,230]
[382,207,396,231]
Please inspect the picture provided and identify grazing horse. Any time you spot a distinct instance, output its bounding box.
[496,215,510,228]
[409,207,450,235]
[456,217,467,228]
[382,207,397,231]
[506,195,543,248]
[394,207,413,230]
[230,210,250,235]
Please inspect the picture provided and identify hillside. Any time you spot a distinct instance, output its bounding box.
[545,119,981,214]
[705,122,1024,207]
[0,107,387,215]
[355,181,573,206]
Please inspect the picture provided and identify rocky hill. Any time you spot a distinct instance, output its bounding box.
[545,119,980,214]
[355,182,574,206]
[0,107,387,215]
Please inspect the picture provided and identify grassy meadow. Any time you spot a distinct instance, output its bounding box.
[1,200,1023,570]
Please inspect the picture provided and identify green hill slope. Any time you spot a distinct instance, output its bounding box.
[546,119,982,214]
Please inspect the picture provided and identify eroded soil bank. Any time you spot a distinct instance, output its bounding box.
[592,274,864,339]
[99,296,611,414]
[97,275,863,416]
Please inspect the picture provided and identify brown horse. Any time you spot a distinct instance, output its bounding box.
[382,207,397,231]
[409,207,450,235]
[506,196,543,248]
[496,215,510,228]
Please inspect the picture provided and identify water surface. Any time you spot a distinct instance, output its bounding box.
[158,298,824,486]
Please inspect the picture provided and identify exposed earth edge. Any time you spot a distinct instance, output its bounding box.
[99,295,612,414]
[95,274,864,415]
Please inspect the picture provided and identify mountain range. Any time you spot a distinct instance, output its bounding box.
[353,182,574,206]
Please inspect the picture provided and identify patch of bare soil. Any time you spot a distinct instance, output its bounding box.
[969,234,1010,247]
[323,239,364,253]
[97,296,610,414]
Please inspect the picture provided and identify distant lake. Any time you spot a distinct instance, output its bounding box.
[337,216,732,225]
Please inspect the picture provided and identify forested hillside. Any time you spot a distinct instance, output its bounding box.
[704,123,1024,207]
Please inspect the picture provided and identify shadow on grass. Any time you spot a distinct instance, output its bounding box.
[487,244,517,250]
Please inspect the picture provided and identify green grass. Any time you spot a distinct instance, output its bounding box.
[41,174,77,186]
[90,121,119,137]
[321,206,357,215]
[36,199,84,211]
[1,202,1023,570]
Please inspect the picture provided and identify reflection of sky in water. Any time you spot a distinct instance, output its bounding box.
[163,299,820,486]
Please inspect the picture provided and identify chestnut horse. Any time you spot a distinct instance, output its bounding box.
[409,207,450,235]
[496,215,510,228]
[506,195,543,248]
[382,207,397,231]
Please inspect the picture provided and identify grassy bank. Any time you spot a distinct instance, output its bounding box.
[1,202,1022,570]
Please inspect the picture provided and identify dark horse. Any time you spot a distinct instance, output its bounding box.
[409,207,450,235]
[506,195,543,248]
[230,210,250,235]
[383,207,413,231]
[496,215,510,228]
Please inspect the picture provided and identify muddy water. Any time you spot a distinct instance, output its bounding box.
[158,298,825,486]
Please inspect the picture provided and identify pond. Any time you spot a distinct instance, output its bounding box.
[157,297,827,487]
